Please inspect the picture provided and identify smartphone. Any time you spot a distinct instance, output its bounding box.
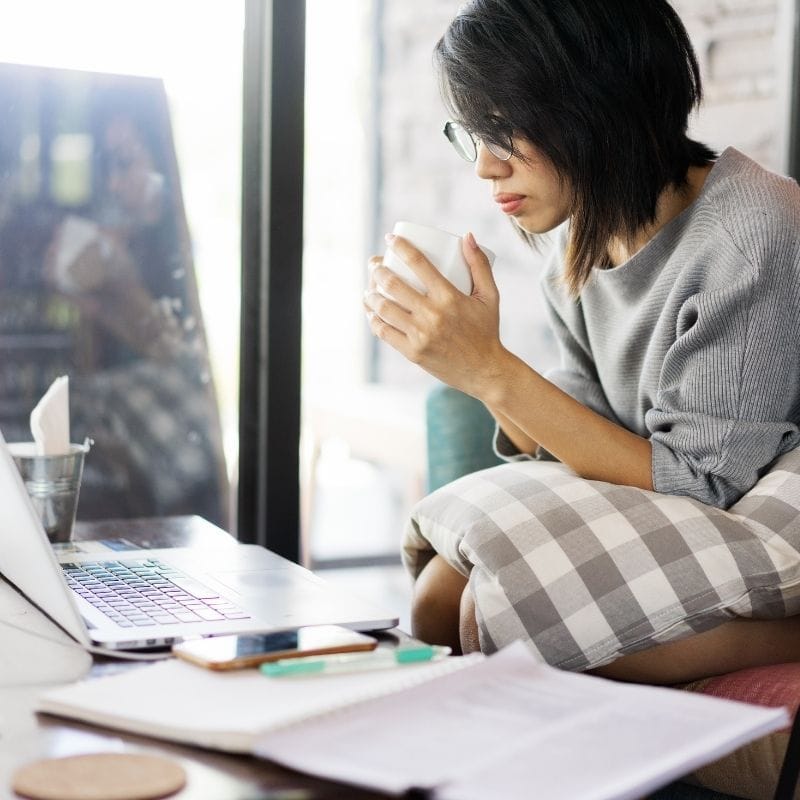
[172,625,378,670]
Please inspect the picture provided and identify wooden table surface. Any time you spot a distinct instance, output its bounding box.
[0,516,398,800]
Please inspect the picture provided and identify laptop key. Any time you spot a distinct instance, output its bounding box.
[198,599,247,614]
[191,607,225,621]
[172,611,202,622]
[63,559,255,629]
[168,593,195,603]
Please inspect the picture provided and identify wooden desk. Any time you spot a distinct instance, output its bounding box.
[0,516,396,800]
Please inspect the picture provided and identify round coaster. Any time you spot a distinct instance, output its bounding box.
[12,753,186,800]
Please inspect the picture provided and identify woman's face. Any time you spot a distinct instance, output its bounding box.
[475,137,571,234]
[103,115,165,228]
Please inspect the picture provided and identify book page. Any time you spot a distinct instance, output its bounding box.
[253,642,788,800]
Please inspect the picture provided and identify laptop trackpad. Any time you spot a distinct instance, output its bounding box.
[212,569,324,597]
[209,567,395,630]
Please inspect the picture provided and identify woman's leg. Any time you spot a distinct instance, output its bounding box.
[459,585,481,653]
[416,557,800,680]
[591,616,800,685]
[411,554,468,654]
[455,584,800,682]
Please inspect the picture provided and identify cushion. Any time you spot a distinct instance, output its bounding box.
[426,384,501,493]
[677,662,800,800]
[417,388,800,800]
[404,448,800,799]
[402,445,800,671]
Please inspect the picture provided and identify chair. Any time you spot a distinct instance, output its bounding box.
[425,383,800,800]
[301,384,428,564]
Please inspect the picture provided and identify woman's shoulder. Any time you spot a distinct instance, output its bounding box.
[700,148,800,255]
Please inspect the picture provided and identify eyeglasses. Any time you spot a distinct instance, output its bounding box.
[443,120,514,163]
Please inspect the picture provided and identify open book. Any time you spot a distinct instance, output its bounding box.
[37,642,788,800]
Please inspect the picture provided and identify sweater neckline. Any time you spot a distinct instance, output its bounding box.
[591,147,742,279]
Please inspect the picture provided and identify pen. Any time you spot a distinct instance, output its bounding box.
[260,644,451,678]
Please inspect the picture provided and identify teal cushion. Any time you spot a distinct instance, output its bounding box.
[426,384,501,492]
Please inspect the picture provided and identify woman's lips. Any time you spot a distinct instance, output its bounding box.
[494,193,525,214]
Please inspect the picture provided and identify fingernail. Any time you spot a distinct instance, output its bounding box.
[466,231,479,250]
[384,233,396,244]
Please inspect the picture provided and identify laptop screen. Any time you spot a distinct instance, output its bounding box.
[0,429,88,644]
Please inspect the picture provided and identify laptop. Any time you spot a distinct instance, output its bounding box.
[0,430,399,651]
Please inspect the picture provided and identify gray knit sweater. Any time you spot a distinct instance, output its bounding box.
[496,148,800,509]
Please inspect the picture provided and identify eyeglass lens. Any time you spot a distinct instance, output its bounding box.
[444,122,476,161]
[443,121,512,162]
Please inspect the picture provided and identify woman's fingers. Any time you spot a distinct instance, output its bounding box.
[365,307,408,353]
[371,265,424,309]
[385,234,444,291]
[462,232,497,299]
[367,255,383,293]
[363,290,413,332]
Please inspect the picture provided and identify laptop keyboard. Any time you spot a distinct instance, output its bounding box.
[61,558,251,628]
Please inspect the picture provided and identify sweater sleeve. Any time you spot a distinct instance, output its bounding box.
[647,262,800,508]
[492,423,536,461]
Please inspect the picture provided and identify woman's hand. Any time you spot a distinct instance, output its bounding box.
[364,232,655,491]
[44,218,184,361]
[363,232,509,399]
[45,218,135,294]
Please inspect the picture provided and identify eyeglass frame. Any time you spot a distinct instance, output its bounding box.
[442,120,515,163]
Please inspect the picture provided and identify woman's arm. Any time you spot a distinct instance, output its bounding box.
[485,405,539,457]
[365,232,653,491]
[484,348,653,490]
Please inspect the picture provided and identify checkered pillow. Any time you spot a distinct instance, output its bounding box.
[403,446,800,671]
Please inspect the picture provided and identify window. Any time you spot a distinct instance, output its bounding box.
[299,0,555,568]
[0,1,243,530]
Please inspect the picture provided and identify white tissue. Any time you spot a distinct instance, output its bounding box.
[30,376,70,456]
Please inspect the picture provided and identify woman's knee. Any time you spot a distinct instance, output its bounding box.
[410,555,468,652]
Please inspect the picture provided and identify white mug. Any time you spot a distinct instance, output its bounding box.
[381,221,495,296]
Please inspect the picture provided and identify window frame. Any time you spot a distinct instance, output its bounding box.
[238,0,305,561]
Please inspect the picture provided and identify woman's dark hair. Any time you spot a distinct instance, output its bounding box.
[434,0,717,294]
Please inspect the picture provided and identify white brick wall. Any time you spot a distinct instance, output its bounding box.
[374,0,791,385]
[673,0,785,168]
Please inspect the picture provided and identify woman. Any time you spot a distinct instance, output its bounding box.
[364,0,800,682]
[38,81,229,527]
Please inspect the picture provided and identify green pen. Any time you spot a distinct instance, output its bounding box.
[260,644,451,678]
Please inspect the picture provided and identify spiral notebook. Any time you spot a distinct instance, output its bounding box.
[37,642,789,800]
[36,647,480,753]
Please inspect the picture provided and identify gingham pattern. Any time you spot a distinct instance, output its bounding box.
[403,446,800,671]
[71,358,226,524]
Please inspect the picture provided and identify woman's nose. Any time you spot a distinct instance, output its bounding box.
[474,141,512,181]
